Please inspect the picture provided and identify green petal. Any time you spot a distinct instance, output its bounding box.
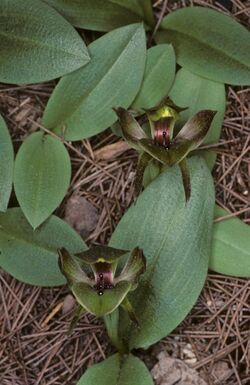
[116,247,146,289]
[75,245,129,264]
[179,158,191,202]
[113,107,147,147]
[58,248,91,285]
[72,280,131,316]
[134,152,152,197]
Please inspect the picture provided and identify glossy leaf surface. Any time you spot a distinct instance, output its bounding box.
[0,114,14,211]
[43,0,154,31]
[77,354,153,385]
[157,7,250,85]
[132,44,176,110]
[0,208,87,286]
[110,157,215,348]
[210,206,250,277]
[43,24,146,140]
[0,0,90,84]
[14,132,71,229]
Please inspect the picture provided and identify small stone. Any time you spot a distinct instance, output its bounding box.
[62,294,76,314]
[183,343,197,364]
[65,194,99,238]
[212,361,231,381]
[151,352,208,385]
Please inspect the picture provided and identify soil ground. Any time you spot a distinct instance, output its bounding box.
[0,1,249,384]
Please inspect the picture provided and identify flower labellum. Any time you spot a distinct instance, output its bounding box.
[58,246,146,319]
[114,97,216,201]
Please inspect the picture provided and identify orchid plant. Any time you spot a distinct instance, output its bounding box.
[115,98,216,200]
[58,246,146,326]
[0,1,249,384]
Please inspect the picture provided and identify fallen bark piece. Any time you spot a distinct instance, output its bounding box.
[151,352,208,385]
[94,141,130,160]
[65,194,99,238]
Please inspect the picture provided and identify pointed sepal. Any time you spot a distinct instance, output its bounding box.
[179,158,191,202]
[135,152,152,197]
[58,248,92,286]
[116,247,146,290]
[113,107,147,148]
[173,110,217,151]
[121,297,140,328]
[68,304,86,335]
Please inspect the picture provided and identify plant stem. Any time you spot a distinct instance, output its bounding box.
[103,309,128,354]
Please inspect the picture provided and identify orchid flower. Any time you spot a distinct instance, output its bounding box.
[114,98,216,201]
[58,246,146,326]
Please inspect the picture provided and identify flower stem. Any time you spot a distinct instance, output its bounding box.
[103,309,128,354]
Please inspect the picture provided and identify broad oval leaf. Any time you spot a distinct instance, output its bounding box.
[0,114,14,211]
[169,68,225,168]
[14,132,71,229]
[209,205,250,277]
[42,23,146,140]
[0,208,87,286]
[77,354,153,385]
[170,68,225,144]
[43,0,154,31]
[0,0,90,84]
[132,44,176,110]
[157,7,250,85]
[110,157,215,349]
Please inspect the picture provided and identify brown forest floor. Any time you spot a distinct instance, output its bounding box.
[0,1,249,384]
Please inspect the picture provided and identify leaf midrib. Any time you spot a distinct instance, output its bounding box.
[163,28,250,70]
[129,166,211,345]
[0,29,88,61]
[213,234,249,256]
[0,227,57,255]
[57,26,142,126]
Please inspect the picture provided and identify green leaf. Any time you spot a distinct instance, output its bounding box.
[0,114,14,211]
[132,44,176,110]
[169,68,226,146]
[77,354,153,385]
[209,206,250,277]
[14,132,71,229]
[0,208,87,286]
[157,6,250,85]
[110,157,215,349]
[42,24,146,140]
[0,0,90,84]
[43,0,154,31]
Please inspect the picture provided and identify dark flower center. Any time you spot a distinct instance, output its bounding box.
[94,263,114,296]
[153,117,172,148]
